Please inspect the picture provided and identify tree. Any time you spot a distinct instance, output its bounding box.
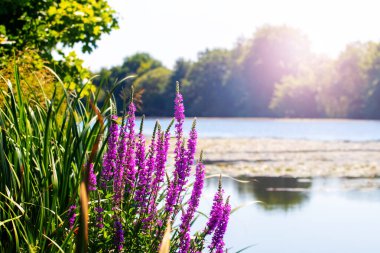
[270,56,333,118]
[94,53,163,114]
[186,49,233,116]
[0,0,117,57]
[133,67,171,115]
[363,43,380,119]
[237,25,311,116]
[163,58,192,113]
[319,42,376,118]
[0,0,118,86]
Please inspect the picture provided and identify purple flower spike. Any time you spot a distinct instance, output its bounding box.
[134,131,147,205]
[165,141,187,214]
[143,123,159,199]
[209,197,231,253]
[174,83,185,179]
[88,163,97,191]
[186,120,198,167]
[145,124,172,225]
[124,102,136,192]
[68,205,76,229]
[178,119,198,194]
[205,179,224,235]
[179,157,205,253]
[101,115,119,188]
[95,206,104,229]
[174,82,185,125]
[114,218,124,252]
[113,124,128,206]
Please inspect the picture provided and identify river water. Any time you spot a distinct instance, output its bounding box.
[143,118,380,252]
[199,177,380,253]
[142,117,380,141]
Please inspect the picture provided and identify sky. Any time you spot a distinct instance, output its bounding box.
[77,0,380,71]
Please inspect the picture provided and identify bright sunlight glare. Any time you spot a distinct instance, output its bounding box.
[79,0,380,70]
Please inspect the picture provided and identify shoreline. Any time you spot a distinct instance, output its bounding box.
[193,138,380,178]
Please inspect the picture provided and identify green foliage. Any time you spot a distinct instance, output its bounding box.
[0,66,115,252]
[0,0,117,56]
[323,43,374,117]
[133,67,171,115]
[270,56,333,117]
[186,49,234,116]
[270,71,321,117]
[236,25,311,116]
[272,42,380,118]
[0,0,118,88]
[94,53,164,113]
[162,58,192,114]
[364,44,380,118]
[94,24,380,119]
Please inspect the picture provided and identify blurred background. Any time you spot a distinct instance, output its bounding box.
[83,0,380,120]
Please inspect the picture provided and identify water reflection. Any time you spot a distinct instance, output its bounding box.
[207,176,312,212]
[203,176,380,253]
[240,177,312,211]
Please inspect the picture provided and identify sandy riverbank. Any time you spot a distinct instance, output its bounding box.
[192,138,380,178]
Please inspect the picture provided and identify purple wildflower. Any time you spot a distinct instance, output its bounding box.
[145,126,171,226]
[145,123,159,182]
[179,158,205,253]
[142,124,159,201]
[152,130,169,196]
[178,120,198,194]
[174,83,185,137]
[88,163,97,191]
[180,233,191,253]
[68,205,76,229]
[101,115,119,188]
[114,218,124,252]
[209,197,231,253]
[186,120,198,167]
[135,122,160,212]
[174,84,185,166]
[134,131,147,205]
[168,89,196,215]
[204,180,224,235]
[165,141,186,214]
[95,206,104,229]
[171,83,186,205]
[124,102,136,192]
[113,124,127,206]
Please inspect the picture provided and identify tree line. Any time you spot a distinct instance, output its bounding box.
[94,25,380,119]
